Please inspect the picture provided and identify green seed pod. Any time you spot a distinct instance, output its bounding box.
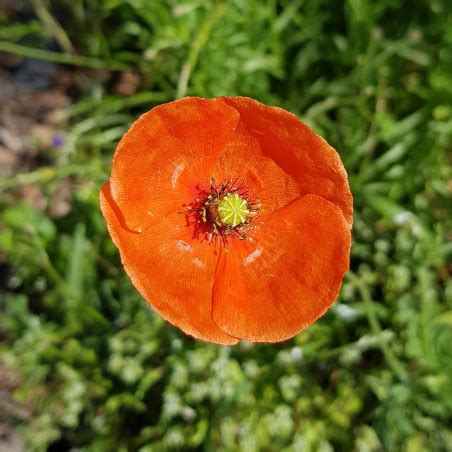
[218,193,250,227]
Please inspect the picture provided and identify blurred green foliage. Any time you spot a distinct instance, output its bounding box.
[0,0,451,450]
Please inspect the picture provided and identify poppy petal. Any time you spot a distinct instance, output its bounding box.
[245,156,301,215]
[211,194,351,342]
[100,182,239,345]
[110,97,240,232]
[222,96,353,226]
[213,121,300,215]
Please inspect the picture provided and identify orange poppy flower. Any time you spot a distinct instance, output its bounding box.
[100,96,353,344]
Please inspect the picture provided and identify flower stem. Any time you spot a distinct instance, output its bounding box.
[0,41,128,71]
[176,3,228,98]
[0,165,87,192]
[31,0,75,54]
[347,272,408,382]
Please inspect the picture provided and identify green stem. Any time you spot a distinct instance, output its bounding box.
[347,272,408,381]
[32,0,74,53]
[0,41,128,70]
[28,232,72,300]
[176,3,227,98]
[0,165,87,192]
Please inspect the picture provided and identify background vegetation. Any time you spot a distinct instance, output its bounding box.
[0,0,451,450]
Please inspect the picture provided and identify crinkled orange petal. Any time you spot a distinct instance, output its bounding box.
[221,96,353,226]
[211,194,351,342]
[212,121,300,215]
[212,121,262,182]
[100,182,239,345]
[110,97,240,232]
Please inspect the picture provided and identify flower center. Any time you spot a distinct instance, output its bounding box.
[186,177,260,243]
[218,193,250,227]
